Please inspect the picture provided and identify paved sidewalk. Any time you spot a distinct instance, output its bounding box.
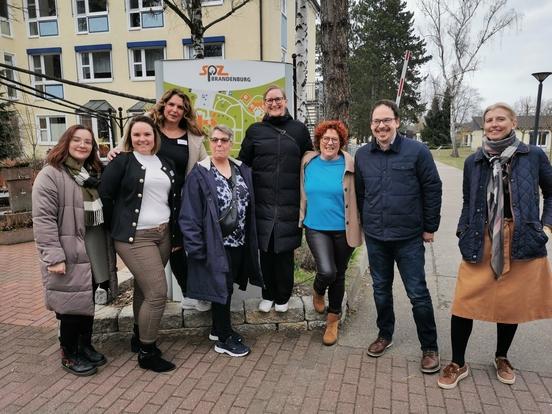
[1,161,552,413]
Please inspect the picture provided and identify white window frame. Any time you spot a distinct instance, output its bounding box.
[127,0,164,30]
[280,0,287,16]
[281,47,287,62]
[36,115,66,145]
[537,131,549,147]
[184,42,225,59]
[74,0,109,34]
[78,114,112,145]
[30,53,64,99]
[0,0,12,37]
[77,50,113,83]
[129,47,165,80]
[25,0,59,37]
[181,0,223,6]
[2,53,18,99]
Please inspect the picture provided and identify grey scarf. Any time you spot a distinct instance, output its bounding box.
[481,130,519,278]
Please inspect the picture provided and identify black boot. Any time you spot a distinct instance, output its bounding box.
[138,342,175,373]
[79,335,107,367]
[61,346,97,376]
[131,324,161,356]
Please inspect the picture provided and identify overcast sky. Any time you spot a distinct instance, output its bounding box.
[404,0,552,112]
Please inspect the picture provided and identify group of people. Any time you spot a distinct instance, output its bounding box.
[32,86,551,390]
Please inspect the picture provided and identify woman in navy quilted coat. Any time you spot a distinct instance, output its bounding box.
[438,103,552,390]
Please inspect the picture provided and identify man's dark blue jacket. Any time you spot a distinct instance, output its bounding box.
[354,134,442,241]
[457,142,552,262]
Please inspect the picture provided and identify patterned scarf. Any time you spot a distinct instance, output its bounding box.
[481,130,519,278]
[64,156,104,226]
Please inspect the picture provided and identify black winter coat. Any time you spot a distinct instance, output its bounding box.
[458,142,552,263]
[238,113,312,252]
[179,157,264,304]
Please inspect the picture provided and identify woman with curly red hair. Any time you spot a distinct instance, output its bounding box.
[299,120,363,345]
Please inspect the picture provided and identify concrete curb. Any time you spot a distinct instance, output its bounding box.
[93,253,366,341]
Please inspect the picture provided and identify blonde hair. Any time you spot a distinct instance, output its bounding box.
[483,102,517,121]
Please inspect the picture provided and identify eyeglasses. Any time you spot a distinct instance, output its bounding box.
[265,97,285,105]
[71,137,93,146]
[321,136,340,144]
[209,137,231,144]
[371,118,396,126]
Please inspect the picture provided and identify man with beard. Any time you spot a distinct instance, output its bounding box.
[354,99,442,374]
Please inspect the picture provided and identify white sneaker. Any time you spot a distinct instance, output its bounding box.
[181,297,211,311]
[274,302,289,312]
[258,299,274,313]
[196,300,211,312]
[181,297,198,310]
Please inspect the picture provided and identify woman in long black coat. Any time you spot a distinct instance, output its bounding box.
[238,85,312,313]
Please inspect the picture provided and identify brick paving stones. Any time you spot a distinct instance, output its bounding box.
[2,242,552,413]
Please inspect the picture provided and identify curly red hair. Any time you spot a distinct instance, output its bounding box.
[313,120,349,150]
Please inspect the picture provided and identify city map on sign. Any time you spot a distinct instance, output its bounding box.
[163,79,285,144]
[156,59,293,144]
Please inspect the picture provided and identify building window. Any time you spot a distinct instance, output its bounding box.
[280,0,286,16]
[76,45,112,82]
[0,0,11,36]
[29,51,63,99]
[2,53,17,99]
[183,36,225,59]
[78,114,112,145]
[281,47,287,62]
[75,0,109,33]
[37,115,66,144]
[128,41,165,80]
[128,0,164,29]
[538,131,549,147]
[182,0,223,5]
[26,0,59,37]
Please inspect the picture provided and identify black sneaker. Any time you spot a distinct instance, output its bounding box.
[209,330,244,343]
[214,336,250,357]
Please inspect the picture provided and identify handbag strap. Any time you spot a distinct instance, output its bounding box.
[262,121,300,148]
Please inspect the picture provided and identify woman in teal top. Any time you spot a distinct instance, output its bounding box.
[299,120,363,346]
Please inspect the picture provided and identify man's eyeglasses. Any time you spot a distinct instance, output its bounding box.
[321,136,340,144]
[209,137,231,143]
[371,118,396,126]
[265,97,285,105]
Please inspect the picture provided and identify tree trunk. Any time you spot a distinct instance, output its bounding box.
[320,0,350,124]
[189,0,205,59]
[295,0,308,124]
[449,100,459,157]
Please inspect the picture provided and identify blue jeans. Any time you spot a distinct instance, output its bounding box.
[365,235,438,351]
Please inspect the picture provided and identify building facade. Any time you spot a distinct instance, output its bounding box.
[0,0,319,158]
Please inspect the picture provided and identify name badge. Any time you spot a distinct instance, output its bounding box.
[177,139,188,146]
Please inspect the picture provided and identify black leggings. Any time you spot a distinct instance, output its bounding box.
[170,248,188,296]
[305,228,354,314]
[260,233,295,305]
[56,313,94,350]
[451,314,518,367]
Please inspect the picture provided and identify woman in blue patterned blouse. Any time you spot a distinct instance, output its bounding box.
[180,125,264,357]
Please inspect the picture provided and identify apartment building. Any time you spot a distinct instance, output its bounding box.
[0,0,319,157]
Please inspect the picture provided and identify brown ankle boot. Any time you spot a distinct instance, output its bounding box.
[323,313,340,346]
[313,289,325,313]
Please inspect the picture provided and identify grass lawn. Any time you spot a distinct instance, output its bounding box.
[431,146,474,170]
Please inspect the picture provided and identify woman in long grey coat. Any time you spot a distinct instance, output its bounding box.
[33,124,111,376]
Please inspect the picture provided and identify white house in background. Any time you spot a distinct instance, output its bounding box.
[458,115,552,152]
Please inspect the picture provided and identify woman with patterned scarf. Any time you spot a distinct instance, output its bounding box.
[33,124,112,376]
[437,103,552,389]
